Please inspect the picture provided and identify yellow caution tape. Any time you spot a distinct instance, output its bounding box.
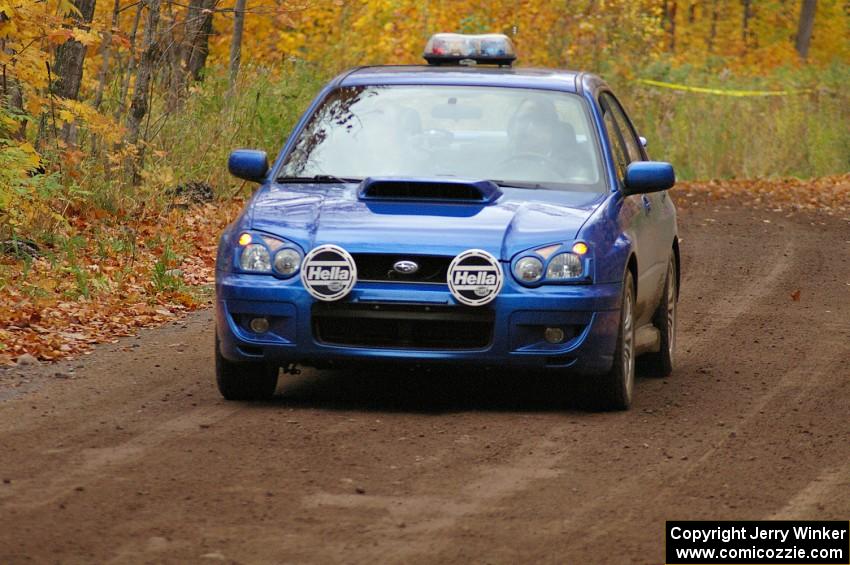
[635,78,812,97]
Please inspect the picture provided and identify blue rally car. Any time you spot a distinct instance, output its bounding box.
[215,34,679,409]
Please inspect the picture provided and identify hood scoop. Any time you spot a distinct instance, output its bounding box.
[358,177,502,204]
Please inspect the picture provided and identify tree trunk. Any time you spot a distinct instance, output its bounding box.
[1,13,27,140]
[164,0,182,111]
[795,0,817,60]
[184,0,216,81]
[741,0,752,52]
[53,0,97,144]
[93,0,121,110]
[3,74,27,141]
[707,0,718,53]
[125,0,160,180]
[115,2,144,121]
[229,0,247,90]
[664,0,678,52]
[168,0,215,107]
[54,0,97,101]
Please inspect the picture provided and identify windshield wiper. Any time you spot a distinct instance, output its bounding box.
[490,179,547,190]
[275,174,362,184]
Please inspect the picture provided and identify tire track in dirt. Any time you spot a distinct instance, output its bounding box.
[770,462,850,519]
[301,431,566,561]
[0,404,241,510]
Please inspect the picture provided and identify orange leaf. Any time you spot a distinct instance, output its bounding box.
[47,28,74,44]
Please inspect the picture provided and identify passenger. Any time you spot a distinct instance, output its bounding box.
[359,104,424,174]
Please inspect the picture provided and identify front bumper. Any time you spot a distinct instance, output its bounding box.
[215,271,622,374]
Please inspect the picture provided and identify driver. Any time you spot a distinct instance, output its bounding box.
[509,97,562,157]
[500,97,593,183]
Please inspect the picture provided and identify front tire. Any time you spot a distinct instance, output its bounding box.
[643,252,677,378]
[591,270,636,410]
[215,334,279,401]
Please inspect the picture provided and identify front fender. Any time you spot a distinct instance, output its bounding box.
[576,194,634,286]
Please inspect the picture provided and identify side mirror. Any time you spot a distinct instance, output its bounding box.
[638,136,648,148]
[623,161,675,195]
[228,149,269,182]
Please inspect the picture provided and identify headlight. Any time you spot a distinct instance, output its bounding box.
[273,248,301,276]
[514,256,544,283]
[240,244,271,272]
[546,252,583,279]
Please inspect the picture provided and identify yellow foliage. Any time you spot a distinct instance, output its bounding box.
[0,0,125,236]
[204,0,848,74]
[71,28,102,47]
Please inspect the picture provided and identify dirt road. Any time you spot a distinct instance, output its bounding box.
[1,195,849,564]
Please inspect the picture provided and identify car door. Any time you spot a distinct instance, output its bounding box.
[599,91,665,323]
[609,93,676,305]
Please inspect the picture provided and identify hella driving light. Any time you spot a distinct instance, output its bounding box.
[514,256,544,283]
[273,248,301,276]
[546,253,583,280]
[240,244,271,272]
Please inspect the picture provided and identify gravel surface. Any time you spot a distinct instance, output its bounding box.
[1,195,849,563]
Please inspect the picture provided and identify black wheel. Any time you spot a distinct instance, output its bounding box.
[643,252,677,378]
[591,270,636,411]
[215,334,279,401]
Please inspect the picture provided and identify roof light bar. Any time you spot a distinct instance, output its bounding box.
[423,33,516,66]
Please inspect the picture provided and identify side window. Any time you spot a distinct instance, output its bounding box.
[600,92,643,181]
[603,93,643,163]
[602,109,629,180]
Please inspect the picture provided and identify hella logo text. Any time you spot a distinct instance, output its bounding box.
[452,271,498,286]
[306,266,351,281]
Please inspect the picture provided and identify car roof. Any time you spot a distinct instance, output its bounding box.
[338,65,602,94]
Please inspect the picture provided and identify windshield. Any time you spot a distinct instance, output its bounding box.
[279,85,605,192]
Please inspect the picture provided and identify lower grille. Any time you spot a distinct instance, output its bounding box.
[312,303,494,350]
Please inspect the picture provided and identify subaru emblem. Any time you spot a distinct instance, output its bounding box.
[393,260,419,275]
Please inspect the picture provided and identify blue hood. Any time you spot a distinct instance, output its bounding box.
[249,183,605,260]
